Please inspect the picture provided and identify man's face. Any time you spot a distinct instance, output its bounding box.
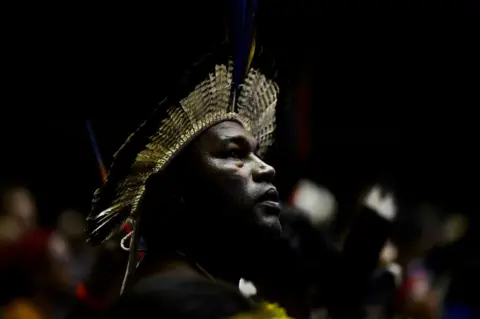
[186,121,282,234]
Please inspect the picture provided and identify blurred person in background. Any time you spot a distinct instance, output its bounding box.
[378,203,448,319]
[0,187,39,308]
[56,209,95,290]
[286,179,403,318]
[425,214,477,318]
[0,187,38,245]
[289,179,338,230]
[2,229,72,319]
[40,210,97,318]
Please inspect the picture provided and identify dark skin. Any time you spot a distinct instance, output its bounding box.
[137,120,286,286]
[188,120,281,233]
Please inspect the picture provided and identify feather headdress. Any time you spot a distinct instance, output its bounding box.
[85,0,278,293]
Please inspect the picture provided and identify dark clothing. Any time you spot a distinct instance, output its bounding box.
[107,275,255,319]
[280,205,392,318]
[334,206,392,317]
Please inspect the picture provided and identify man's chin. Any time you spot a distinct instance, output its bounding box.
[254,203,283,234]
[259,215,283,233]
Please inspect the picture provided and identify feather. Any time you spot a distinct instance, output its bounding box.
[245,0,257,72]
[231,0,258,112]
[86,120,107,184]
[231,0,246,104]
[86,202,131,244]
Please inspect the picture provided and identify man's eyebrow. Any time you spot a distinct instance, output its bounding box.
[220,135,259,152]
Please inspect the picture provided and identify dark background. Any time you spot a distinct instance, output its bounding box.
[1,0,478,226]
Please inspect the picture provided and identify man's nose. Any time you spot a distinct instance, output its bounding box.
[252,158,276,183]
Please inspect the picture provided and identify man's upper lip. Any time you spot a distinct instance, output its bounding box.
[258,188,279,203]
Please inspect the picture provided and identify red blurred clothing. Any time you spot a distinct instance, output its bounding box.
[14,229,53,269]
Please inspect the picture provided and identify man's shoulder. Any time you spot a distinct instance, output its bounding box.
[108,275,254,319]
[131,273,213,295]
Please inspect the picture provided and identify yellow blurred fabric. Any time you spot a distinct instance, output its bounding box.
[230,302,293,319]
[3,299,48,319]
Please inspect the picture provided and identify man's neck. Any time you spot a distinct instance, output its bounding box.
[137,249,241,287]
[181,242,244,286]
[181,229,296,287]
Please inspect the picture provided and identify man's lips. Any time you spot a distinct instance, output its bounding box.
[257,188,280,203]
[256,188,281,214]
[257,200,281,210]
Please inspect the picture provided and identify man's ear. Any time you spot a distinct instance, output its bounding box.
[144,171,187,215]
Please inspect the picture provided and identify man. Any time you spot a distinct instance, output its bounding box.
[0,187,37,241]
[83,44,297,318]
